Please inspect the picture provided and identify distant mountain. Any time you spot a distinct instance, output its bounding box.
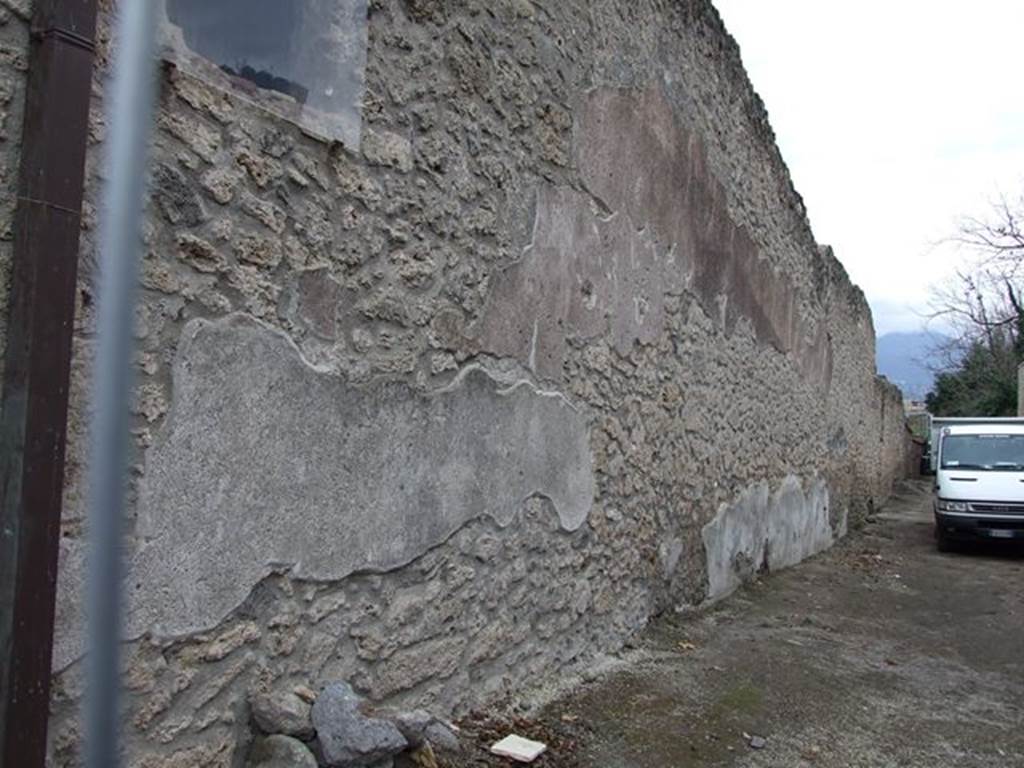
[876,331,951,400]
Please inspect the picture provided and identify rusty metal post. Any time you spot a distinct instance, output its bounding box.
[0,2,98,767]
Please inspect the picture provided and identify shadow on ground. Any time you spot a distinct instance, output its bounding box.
[445,480,1024,767]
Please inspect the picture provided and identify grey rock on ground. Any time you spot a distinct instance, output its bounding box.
[250,688,314,739]
[248,735,318,767]
[384,709,433,747]
[375,708,459,753]
[423,722,460,753]
[312,682,408,767]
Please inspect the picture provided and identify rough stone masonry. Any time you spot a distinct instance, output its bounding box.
[0,0,909,765]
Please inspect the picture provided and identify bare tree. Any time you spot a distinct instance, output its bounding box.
[931,195,1024,344]
[925,195,1024,415]
[953,193,1024,273]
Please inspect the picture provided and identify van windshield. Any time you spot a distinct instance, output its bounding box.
[940,434,1024,471]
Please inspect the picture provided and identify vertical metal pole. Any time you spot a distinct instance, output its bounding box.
[85,3,158,768]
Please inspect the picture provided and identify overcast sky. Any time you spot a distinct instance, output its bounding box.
[713,1,1024,337]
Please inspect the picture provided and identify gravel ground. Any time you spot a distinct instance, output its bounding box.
[442,480,1024,767]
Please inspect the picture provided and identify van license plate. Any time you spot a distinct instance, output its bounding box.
[987,529,1015,539]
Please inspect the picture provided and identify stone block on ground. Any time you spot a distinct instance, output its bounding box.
[490,734,547,763]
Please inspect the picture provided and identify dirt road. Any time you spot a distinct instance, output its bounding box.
[451,481,1024,767]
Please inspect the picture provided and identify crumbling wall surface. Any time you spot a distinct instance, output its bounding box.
[41,0,909,765]
[702,475,832,601]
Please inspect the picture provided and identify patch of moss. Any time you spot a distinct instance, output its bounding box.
[712,682,764,716]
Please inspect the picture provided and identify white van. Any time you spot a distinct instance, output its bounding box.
[934,423,1024,550]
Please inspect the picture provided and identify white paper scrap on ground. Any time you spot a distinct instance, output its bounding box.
[490,734,547,762]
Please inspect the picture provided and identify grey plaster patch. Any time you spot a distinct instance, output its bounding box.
[702,476,834,601]
[122,315,593,640]
[48,315,594,663]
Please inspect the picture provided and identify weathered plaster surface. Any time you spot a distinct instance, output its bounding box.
[473,87,831,387]
[702,475,834,601]
[68,314,593,652]
[472,184,665,379]
[577,87,832,387]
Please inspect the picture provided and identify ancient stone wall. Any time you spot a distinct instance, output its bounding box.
[0,1,909,764]
[877,377,911,504]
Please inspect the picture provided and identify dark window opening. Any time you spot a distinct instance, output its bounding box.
[160,0,367,147]
[166,0,306,103]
